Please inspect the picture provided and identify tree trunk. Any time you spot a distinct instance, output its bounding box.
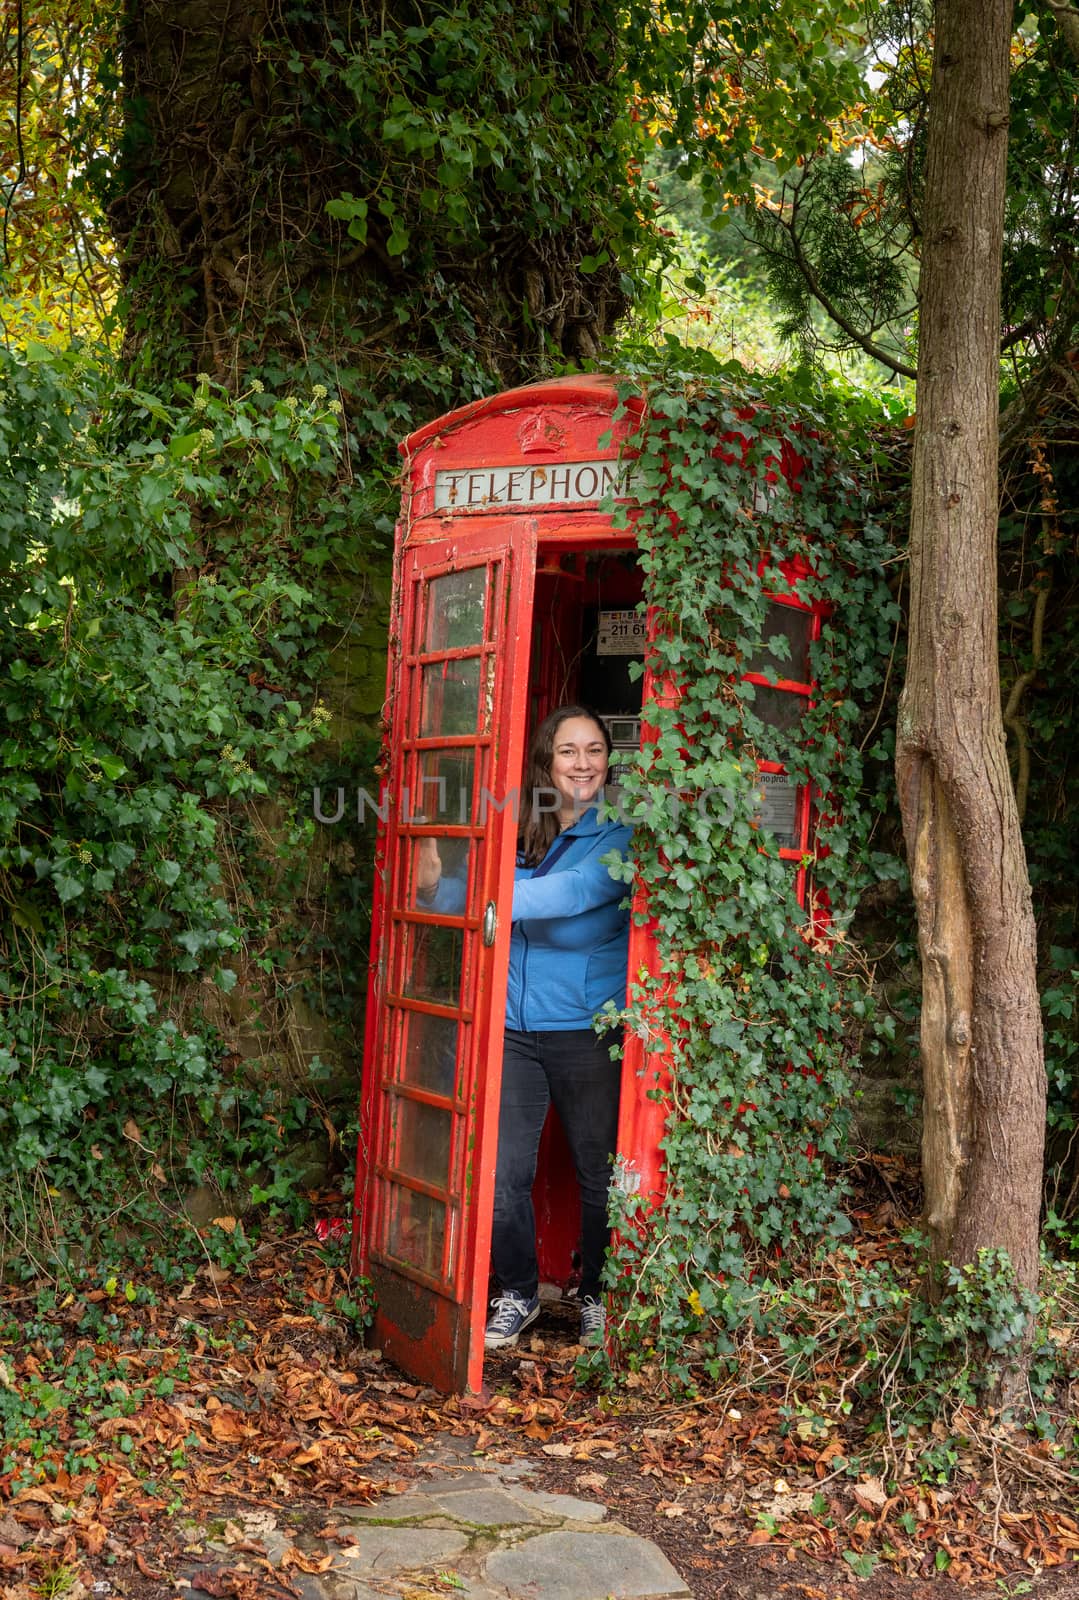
[110,0,627,384]
[896,0,1046,1294]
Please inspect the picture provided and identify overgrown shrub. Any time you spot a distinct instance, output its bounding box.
[0,347,375,1270]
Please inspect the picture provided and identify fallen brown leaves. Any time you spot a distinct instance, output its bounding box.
[463,1372,1077,1585]
[0,1196,1076,1600]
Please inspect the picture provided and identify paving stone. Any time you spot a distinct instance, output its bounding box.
[346,1494,452,1522]
[413,1472,509,1495]
[503,1486,607,1523]
[408,1582,504,1600]
[420,1485,539,1526]
[321,1568,502,1600]
[346,1482,545,1530]
[413,1438,536,1482]
[414,1431,480,1462]
[484,1529,691,1600]
[180,1559,333,1600]
[242,1439,696,1600]
[266,1573,332,1600]
[319,1580,393,1600]
[473,1454,535,1481]
[335,1525,470,1574]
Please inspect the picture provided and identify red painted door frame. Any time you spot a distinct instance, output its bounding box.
[353,524,536,1394]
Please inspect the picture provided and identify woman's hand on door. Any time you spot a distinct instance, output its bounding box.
[416,836,443,894]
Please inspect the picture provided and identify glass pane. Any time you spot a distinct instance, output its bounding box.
[417,747,476,824]
[402,1011,459,1096]
[421,657,480,737]
[407,835,474,913]
[423,568,488,652]
[754,771,800,849]
[385,1183,446,1276]
[402,921,464,1005]
[745,603,812,683]
[750,684,809,734]
[393,1096,453,1186]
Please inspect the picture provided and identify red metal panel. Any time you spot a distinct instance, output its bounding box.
[400,377,646,531]
[615,654,677,1212]
[353,523,536,1394]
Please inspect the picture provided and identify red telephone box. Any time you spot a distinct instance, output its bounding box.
[351,376,827,1393]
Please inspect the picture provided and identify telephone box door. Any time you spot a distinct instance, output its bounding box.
[356,525,536,1393]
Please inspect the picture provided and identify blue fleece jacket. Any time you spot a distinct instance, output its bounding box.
[424,807,632,1031]
[507,808,632,1032]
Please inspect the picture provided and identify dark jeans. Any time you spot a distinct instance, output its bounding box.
[492,1027,621,1301]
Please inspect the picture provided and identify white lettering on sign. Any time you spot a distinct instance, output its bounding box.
[434,458,638,511]
[597,609,647,656]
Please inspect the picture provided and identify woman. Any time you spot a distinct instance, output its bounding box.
[417,705,632,1349]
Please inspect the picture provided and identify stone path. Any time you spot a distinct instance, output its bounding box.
[192,1435,693,1600]
[316,1452,692,1600]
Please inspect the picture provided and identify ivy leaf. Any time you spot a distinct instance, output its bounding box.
[11,896,45,933]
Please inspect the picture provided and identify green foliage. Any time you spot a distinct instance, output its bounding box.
[7,0,1077,1435]
[619,192,797,374]
[0,1278,187,1494]
[736,1,1079,379]
[0,344,375,1266]
[751,152,915,373]
[598,361,903,1376]
[1043,949,1079,1250]
[996,438,1079,1235]
[321,1,639,268]
[95,0,652,389]
[837,1243,1076,1458]
[903,1251,1041,1400]
[9,0,888,368]
[0,1,120,345]
[627,0,868,199]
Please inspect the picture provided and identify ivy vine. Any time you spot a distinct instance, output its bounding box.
[600,366,903,1380]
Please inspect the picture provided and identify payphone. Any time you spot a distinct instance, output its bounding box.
[351,376,826,1393]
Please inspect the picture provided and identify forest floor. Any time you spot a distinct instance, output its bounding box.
[1,1171,1078,1600]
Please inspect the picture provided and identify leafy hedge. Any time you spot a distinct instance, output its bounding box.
[0,346,373,1268]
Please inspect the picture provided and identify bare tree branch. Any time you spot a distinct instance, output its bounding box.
[779,216,919,379]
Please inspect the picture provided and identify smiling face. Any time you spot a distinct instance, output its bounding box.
[549,715,610,822]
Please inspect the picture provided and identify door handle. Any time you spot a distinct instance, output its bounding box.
[482,901,497,947]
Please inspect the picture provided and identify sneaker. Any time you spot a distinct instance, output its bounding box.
[579,1296,606,1345]
[484,1291,540,1349]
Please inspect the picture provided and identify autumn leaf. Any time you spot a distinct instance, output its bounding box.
[853,1477,889,1514]
[279,1546,335,1573]
[210,1408,254,1443]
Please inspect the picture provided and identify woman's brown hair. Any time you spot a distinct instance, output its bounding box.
[518,704,612,867]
